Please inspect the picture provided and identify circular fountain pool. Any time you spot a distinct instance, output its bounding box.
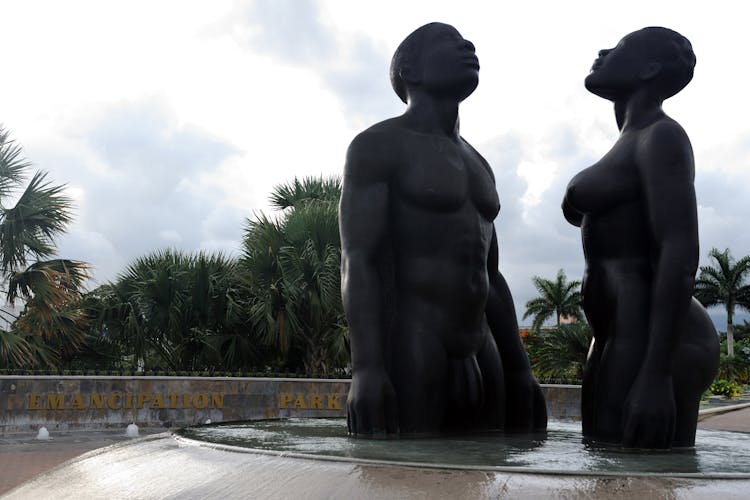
[178,418,750,477]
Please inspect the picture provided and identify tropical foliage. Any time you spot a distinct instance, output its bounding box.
[86,250,249,371]
[523,269,583,330]
[709,379,744,399]
[530,321,593,380]
[0,127,88,368]
[241,176,347,374]
[74,176,348,375]
[694,248,750,357]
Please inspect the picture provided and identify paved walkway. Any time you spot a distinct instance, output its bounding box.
[1,408,748,496]
[0,429,162,496]
[698,406,750,433]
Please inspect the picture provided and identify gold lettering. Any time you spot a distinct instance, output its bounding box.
[168,394,179,409]
[107,393,122,410]
[192,394,209,409]
[124,393,133,409]
[183,394,190,408]
[327,394,342,410]
[293,394,307,409]
[151,394,165,409]
[210,394,224,409]
[136,394,150,409]
[70,393,85,410]
[29,393,42,410]
[309,394,323,409]
[279,393,293,408]
[90,394,105,409]
[47,394,65,410]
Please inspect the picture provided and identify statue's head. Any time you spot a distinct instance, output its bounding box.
[585,27,695,101]
[390,22,479,104]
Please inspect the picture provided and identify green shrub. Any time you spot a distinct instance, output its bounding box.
[717,352,749,384]
[710,379,744,399]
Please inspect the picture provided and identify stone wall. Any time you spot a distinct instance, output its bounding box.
[540,384,581,419]
[0,376,580,433]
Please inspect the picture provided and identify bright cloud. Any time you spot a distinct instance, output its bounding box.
[0,0,748,325]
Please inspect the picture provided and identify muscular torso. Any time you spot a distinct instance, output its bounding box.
[388,128,500,357]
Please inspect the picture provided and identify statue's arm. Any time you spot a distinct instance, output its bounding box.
[638,122,698,376]
[485,228,547,430]
[340,131,398,434]
[623,121,698,447]
[485,229,528,373]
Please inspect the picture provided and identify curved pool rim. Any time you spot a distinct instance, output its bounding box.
[174,419,750,480]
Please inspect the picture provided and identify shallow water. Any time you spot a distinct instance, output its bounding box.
[179,419,750,475]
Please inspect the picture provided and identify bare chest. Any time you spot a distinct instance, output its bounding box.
[566,135,640,215]
[395,135,500,220]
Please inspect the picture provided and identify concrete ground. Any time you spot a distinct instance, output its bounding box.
[1,406,748,497]
[698,405,750,433]
[0,428,163,496]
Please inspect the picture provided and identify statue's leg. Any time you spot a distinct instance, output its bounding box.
[581,337,601,438]
[580,273,612,440]
[475,332,505,429]
[388,327,447,436]
[592,287,649,444]
[672,299,720,447]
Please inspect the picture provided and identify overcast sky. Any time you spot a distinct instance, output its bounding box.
[1,1,748,327]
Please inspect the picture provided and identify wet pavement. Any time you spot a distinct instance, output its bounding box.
[0,428,163,496]
[1,405,748,498]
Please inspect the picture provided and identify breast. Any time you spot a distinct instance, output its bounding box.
[566,144,640,215]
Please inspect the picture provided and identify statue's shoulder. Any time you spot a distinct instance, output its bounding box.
[637,117,693,171]
[350,117,407,149]
[345,117,407,178]
[646,117,689,142]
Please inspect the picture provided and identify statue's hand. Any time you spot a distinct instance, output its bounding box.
[347,367,399,436]
[622,373,675,449]
[504,369,548,432]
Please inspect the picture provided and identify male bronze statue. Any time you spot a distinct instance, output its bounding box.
[563,27,719,449]
[339,22,547,437]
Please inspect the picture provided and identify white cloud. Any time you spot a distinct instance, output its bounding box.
[0,0,747,329]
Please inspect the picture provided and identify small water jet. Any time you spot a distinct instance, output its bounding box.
[35,426,49,440]
[126,423,139,438]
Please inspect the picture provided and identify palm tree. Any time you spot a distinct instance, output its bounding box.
[0,127,88,368]
[523,269,584,330]
[532,321,593,381]
[90,249,249,371]
[241,176,347,374]
[694,248,750,357]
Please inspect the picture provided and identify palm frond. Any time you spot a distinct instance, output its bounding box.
[0,171,73,270]
[7,259,89,305]
[0,328,35,367]
[269,176,341,211]
[533,322,593,379]
[0,127,28,201]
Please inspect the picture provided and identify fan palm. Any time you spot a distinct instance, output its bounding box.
[532,321,593,380]
[523,269,583,330]
[694,248,750,357]
[0,127,89,368]
[241,176,347,374]
[92,249,247,371]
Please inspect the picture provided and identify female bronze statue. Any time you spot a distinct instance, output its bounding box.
[563,27,719,449]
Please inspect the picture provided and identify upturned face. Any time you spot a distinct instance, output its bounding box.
[584,31,651,101]
[416,24,479,102]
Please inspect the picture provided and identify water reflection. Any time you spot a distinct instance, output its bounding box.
[179,419,750,475]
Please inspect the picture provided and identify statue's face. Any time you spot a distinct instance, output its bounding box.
[585,31,650,101]
[416,24,479,102]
